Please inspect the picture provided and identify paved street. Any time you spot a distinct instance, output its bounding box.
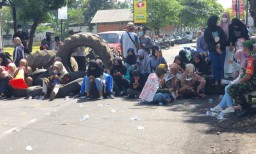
[0,44,255,154]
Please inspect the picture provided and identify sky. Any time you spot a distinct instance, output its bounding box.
[217,0,232,9]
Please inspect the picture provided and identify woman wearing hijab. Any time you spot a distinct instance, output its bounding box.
[229,18,249,50]
[204,15,227,85]
[80,60,104,100]
[150,46,167,71]
[7,63,16,78]
[192,53,207,76]
[137,49,151,86]
[111,57,130,95]
[173,55,185,72]
[0,52,11,70]
[179,64,206,98]
[124,48,137,75]
[220,12,233,76]
[42,61,69,101]
[178,50,190,65]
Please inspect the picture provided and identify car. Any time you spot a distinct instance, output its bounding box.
[97,31,125,56]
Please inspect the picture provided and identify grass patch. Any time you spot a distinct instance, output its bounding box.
[3,46,40,57]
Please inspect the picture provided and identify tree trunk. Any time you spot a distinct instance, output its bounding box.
[28,18,41,53]
[12,6,17,32]
[249,0,256,26]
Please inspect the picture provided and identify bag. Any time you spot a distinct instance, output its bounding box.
[127,32,139,51]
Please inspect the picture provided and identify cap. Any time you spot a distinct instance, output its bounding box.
[127,22,134,28]
[242,40,254,51]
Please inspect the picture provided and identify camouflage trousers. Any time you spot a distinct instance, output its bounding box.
[228,81,256,104]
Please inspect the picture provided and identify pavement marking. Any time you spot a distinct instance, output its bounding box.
[0,127,19,138]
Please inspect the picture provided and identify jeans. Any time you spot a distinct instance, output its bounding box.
[153,93,171,103]
[102,73,113,93]
[209,51,226,80]
[218,85,234,108]
[80,76,103,94]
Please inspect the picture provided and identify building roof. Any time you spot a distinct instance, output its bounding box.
[91,9,133,24]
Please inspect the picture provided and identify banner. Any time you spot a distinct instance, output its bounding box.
[139,73,159,102]
[134,0,147,23]
[232,0,244,16]
[58,6,68,20]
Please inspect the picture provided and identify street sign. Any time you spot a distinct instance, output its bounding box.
[134,0,147,23]
[58,6,68,20]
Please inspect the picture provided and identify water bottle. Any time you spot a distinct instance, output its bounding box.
[209,98,213,104]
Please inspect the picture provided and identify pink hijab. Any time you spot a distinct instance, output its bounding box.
[220,12,230,41]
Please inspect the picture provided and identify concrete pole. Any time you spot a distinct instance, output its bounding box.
[0,8,3,49]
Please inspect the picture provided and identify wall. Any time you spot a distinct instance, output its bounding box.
[96,22,127,33]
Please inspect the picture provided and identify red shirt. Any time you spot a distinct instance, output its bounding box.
[246,57,254,75]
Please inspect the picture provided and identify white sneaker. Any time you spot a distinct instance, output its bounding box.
[210,105,223,113]
[222,107,235,114]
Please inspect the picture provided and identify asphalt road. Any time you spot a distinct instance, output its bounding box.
[0,44,255,154]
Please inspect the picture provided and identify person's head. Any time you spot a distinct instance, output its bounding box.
[158,64,168,71]
[46,32,51,40]
[138,26,146,37]
[8,63,16,72]
[221,12,230,23]
[19,59,28,67]
[185,63,196,76]
[54,56,62,62]
[207,15,219,27]
[152,46,161,57]
[132,70,140,80]
[13,37,22,46]
[242,40,254,57]
[231,18,243,29]
[17,25,22,32]
[96,59,103,66]
[193,53,202,64]
[138,50,146,60]
[127,22,135,32]
[155,66,167,79]
[55,36,60,43]
[174,55,182,65]
[113,57,122,66]
[169,63,179,75]
[53,61,63,72]
[127,48,135,56]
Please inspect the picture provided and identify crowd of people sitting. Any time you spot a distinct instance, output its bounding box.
[0,14,256,118]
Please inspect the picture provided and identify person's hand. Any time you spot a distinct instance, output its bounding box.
[169,88,174,92]
[216,48,222,55]
[54,74,58,78]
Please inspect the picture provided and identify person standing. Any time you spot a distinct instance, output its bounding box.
[138,26,153,54]
[13,25,30,54]
[220,12,233,77]
[229,18,249,50]
[13,37,25,67]
[120,22,140,59]
[51,36,63,52]
[204,15,227,85]
[41,32,54,50]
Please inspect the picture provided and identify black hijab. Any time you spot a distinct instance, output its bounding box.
[174,55,186,70]
[0,52,9,67]
[124,48,137,65]
[111,57,127,75]
[192,53,207,75]
[87,60,103,78]
[207,15,219,29]
[178,50,189,64]
[151,45,160,58]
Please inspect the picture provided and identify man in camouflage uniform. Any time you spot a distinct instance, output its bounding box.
[228,40,256,116]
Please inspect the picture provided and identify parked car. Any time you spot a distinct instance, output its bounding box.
[97,31,125,56]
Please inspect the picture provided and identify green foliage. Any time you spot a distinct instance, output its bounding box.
[36,25,52,34]
[113,0,132,9]
[2,6,13,35]
[147,0,182,33]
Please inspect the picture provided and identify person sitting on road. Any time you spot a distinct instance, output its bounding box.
[80,60,104,100]
[42,61,69,101]
[0,66,10,99]
[150,46,167,72]
[192,53,208,77]
[178,50,190,65]
[111,57,130,96]
[96,59,115,99]
[15,59,33,87]
[0,52,12,70]
[179,63,206,98]
[173,55,186,72]
[127,70,143,99]
[124,48,137,76]
[137,48,151,87]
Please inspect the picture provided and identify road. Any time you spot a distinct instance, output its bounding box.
[0,44,255,154]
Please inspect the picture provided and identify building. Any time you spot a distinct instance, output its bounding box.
[91,9,133,33]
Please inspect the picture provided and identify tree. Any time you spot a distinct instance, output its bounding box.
[113,0,132,9]
[147,0,182,35]
[2,6,13,35]
[9,0,67,52]
[84,0,116,31]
